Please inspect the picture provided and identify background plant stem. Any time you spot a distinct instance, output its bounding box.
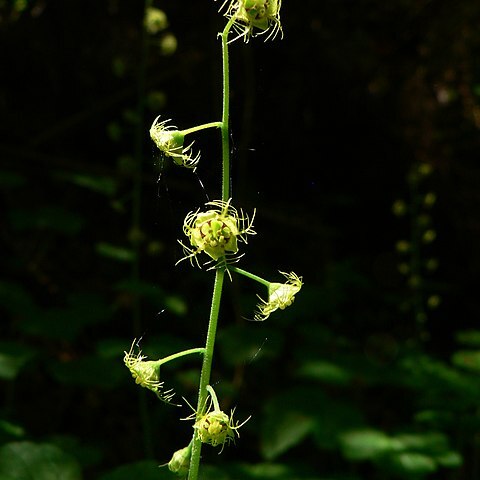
[134,0,153,459]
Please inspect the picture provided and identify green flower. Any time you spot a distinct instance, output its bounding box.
[255,271,303,321]
[149,116,200,169]
[178,199,255,267]
[220,0,283,43]
[185,385,250,452]
[123,341,176,404]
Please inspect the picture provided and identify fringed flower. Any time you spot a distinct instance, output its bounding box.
[149,116,200,169]
[123,340,176,404]
[254,271,303,321]
[177,199,256,268]
[184,385,250,452]
[219,0,283,43]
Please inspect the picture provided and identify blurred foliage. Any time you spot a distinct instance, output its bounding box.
[1,0,480,479]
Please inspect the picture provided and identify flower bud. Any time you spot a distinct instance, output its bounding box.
[167,443,191,476]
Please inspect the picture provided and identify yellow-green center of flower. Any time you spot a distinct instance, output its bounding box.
[195,411,233,447]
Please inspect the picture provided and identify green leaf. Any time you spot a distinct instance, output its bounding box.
[456,330,480,347]
[115,279,187,315]
[0,420,25,440]
[19,293,111,340]
[54,171,117,196]
[451,350,480,372]
[0,442,82,480]
[384,452,437,476]
[99,460,177,480]
[0,341,36,380]
[434,450,463,468]
[261,388,323,460]
[297,360,352,386]
[96,243,136,262]
[339,429,392,460]
[312,401,365,450]
[0,171,26,188]
[218,324,284,367]
[0,280,37,316]
[390,432,448,454]
[9,206,85,235]
[48,355,124,388]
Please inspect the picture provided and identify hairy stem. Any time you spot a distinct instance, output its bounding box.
[229,266,271,287]
[182,121,222,135]
[221,16,236,201]
[158,348,205,366]
[188,270,225,479]
[188,17,235,480]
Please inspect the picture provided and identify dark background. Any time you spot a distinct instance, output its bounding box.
[1,1,480,479]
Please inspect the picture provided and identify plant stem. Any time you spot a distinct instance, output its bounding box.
[158,348,205,366]
[229,266,271,287]
[188,269,225,480]
[206,385,221,411]
[187,18,235,480]
[134,0,154,459]
[221,16,236,202]
[182,122,222,135]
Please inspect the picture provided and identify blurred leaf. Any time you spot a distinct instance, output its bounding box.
[451,350,480,372]
[391,432,448,454]
[312,401,365,450]
[99,460,177,480]
[218,324,284,367]
[0,441,82,480]
[297,360,352,386]
[382,452,437,476]
[115,279,187,315]
[96,242,136,262]
[9,206,85,234]
[434,450,462,468]
[0,341,36,380]
[47,435,103,469]
[0,171,26,188]
[54,171,117,196]
[48,354,124,388]
[261,387,326,460]
[456,330,480,347]
[339,429,392,460]
[0,280,37,316]
[19,293,111,340]
[0,419,25,441]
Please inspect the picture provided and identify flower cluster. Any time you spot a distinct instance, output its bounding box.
[219,0,283,43]
[255,271,303,321]
[178,199,256,267]
[149,116,200,169]
[123,341,176,404]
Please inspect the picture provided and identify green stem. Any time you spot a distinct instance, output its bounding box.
[158,348,205,366]
[229,266,271,287]
[182,122,222,135]
[135,0,153,459]
[206,385,221,411]
[188,270,225,480]
[188,17,235,480]
[221,16,236,202]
